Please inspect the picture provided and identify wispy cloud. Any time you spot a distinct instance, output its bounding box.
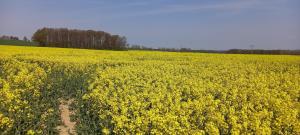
[119,0,265,17]
[124,1,150,7]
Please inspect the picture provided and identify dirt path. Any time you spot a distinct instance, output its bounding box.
[56,99,76,135]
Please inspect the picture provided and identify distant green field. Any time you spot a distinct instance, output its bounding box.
[0,39,38,46]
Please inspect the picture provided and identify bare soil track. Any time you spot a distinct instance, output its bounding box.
[56,99,76,135]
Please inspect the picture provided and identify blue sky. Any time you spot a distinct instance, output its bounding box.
[0,0,299,50]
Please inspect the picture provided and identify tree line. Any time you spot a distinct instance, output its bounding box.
[32,28,127,50]
[226,49,300,55]
[2,30,299,55]
[0,35,19,40]
[128,45,300,55]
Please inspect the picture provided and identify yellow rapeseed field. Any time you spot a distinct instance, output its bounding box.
[0,45,299,134]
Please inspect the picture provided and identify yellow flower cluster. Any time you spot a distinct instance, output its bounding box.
[0,59,58,134]
[0,45,299,134]
[80,59,299,134]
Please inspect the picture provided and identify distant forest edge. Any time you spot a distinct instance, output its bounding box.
[1,27,299,55]
[32,28,127,50]
[129,46,300,55]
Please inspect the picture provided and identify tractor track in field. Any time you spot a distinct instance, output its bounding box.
[56,99,76,135]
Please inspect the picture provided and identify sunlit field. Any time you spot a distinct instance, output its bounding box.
[0,45,299,134]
